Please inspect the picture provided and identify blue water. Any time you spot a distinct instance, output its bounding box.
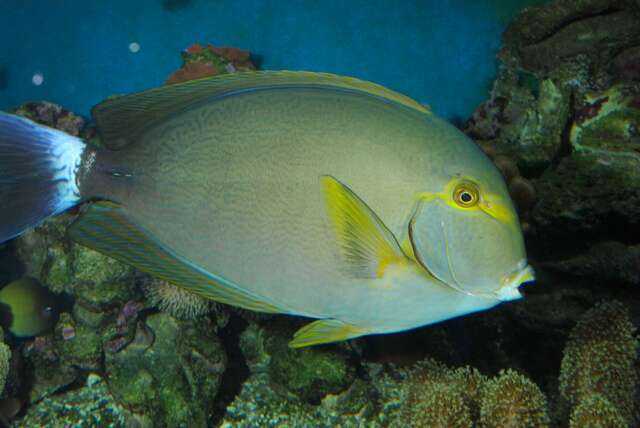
[0,0,542,120]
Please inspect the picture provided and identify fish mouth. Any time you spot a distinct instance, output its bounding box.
[495,262,535,302]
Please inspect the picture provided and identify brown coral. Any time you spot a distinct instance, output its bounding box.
[0,327,10,394]
[569,394,627,428]
[559,301,638,425]
[394,359,487,427]
[479,369,550,428]
[166,62,218,85]
[399,383,473,428]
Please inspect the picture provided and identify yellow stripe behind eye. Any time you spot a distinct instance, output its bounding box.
[415,180,516,225]
[479,198,514,224]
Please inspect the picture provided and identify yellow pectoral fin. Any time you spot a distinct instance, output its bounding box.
[321,175,407,279]
[289,319,366,348]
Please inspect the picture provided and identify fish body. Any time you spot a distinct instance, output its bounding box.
[0,72,534,346]
[0,277,57,337]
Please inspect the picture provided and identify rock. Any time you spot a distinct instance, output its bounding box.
[501,0,640,74]
[16,374,128,427]
[13,101,85,136]
[614,45,640,81]
[531,151,640,239]
[467,74,571,174]
[263,320,356,404]
[221,372,379,428]
[46,242,136,308]
[55,313,102,371]
[544,241,640,286]
[22,335,78,403]
[105,312,226,427]
[223,319,373,427]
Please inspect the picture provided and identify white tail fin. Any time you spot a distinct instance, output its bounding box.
[0,112,85,243]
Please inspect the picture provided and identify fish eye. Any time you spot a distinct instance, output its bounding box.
[42,306,53,318]
[453,183,479,208]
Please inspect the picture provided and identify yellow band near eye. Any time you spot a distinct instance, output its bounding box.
[415,177,516,225]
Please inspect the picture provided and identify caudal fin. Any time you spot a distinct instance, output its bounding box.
[0,112,85,243]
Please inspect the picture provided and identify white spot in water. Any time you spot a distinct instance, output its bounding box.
[129,42,141,53]
[32,72,44,86]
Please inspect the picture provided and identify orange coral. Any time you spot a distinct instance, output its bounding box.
[166,43,256,85]
[166,62,217,85]
[186,43,203,54]
[210,45,255,70]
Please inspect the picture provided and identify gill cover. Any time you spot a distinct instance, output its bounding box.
[409,177,527,297]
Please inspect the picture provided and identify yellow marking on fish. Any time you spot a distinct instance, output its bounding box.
[400,237,417,262]
[289,318,366,348]
[321,175,407,279]
[376,254,400,277]
[415,177,516,225]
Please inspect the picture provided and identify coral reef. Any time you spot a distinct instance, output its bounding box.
[221,372,379,428]
[569,394,627,428]
[559,300,638,425]
[4,0,640,420]
[0,328,10,394]
[221,319,379,427]
[167,43,255,84]
[393,360,482,428]
[479,369,549,428]
[12,101,85,136]
[404,383,473,428]
[143,277,213,320]
[18,374,127,427]
[105,312,227,427]
[466,0,640,253]
[263,320,356,403]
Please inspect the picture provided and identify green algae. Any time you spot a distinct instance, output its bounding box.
[19,374,127,427]
[264,320,355,403]
[47,244,136,307]
[105,313,226,427]
[56,313,102,371]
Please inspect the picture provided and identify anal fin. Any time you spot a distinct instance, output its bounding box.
[68,201,286,314]
[289,319,366,348]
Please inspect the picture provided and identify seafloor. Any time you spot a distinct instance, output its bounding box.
[1,0,640,427]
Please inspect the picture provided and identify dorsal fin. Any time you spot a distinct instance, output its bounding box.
[92,71,431,150]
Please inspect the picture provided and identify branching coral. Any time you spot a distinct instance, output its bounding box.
[394,359,486,428]
[569,394,627,428]
[0,327,10,394]
[479,369,550,428]
[399,382,473,428]
[559,301,638,425]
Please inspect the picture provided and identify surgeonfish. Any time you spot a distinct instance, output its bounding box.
[0,71,534,347]
[0,277,58,337]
